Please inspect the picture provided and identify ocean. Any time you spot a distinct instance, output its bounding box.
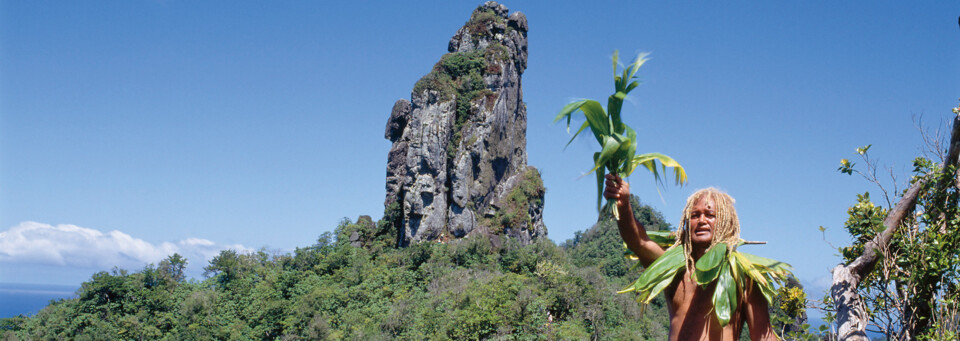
[0,282,79,318]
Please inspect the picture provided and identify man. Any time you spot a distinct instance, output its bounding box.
[604,174,777,341]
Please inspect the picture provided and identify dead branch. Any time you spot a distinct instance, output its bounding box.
[832,112,960,340]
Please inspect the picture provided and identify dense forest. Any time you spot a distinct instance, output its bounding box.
[0,198,806,340]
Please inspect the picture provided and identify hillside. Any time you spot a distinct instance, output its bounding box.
[2,202,677,340]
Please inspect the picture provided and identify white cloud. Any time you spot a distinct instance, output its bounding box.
[0,221,250,273]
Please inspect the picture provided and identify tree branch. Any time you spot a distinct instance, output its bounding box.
[846,181,924,278]
[832,112,960,340]
[945,114,960,192]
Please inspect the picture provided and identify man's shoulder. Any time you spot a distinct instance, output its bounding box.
[664,270,686,294]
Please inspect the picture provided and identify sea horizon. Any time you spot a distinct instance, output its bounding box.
[0,282,79,318]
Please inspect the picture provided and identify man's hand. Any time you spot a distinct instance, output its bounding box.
[603,174,631,206]
[604,173,664,266]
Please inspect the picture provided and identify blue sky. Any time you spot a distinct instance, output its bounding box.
[1,0,958,311]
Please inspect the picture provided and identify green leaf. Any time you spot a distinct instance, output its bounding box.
[554,99,587,127]
[612,145,631,174]
[594,152,604,212]
[633,156,660,183]
[554,99,610,146]
[624,81,640,94]
[631,153,688,186]
[579,100,610,143]
[595,135,620,174]
[724,264,738,323]
[627,53,648,81]
[622,126,638,175]
[696,243,727,271]
[564,121,590,150]
[711,261,737,326]
[620,246,685,303]
[641,266,681,303]
[646,231,676,247]
[612,133,632,154]
[620,68,630,91]
[695,242,727,285]
[739,252,793,275]
[732,252,767,287]
[728,251,740,288]
[756,274,777,304]
[611,50,619,79]
[607,95,623,134]
[838,158,855,175]
[735,251,789,304]
[623,246,684,293]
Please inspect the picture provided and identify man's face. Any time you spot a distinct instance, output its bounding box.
[689,197,717,248]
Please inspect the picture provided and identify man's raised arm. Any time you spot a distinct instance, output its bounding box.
[603,174,665,267]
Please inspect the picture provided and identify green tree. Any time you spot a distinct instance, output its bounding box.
[830,110,960,340]
[160,253,188,284]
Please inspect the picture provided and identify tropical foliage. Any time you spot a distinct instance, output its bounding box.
[618,236,794,328]
[554,51,687,218]
[827,131,960,340]
[0,200,812,341]
[0,203,700,340]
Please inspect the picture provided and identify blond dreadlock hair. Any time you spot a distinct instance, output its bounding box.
[671,187,742,276]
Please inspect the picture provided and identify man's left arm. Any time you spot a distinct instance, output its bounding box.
[743,281,778,341]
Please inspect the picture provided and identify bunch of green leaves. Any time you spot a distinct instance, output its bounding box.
[554,51,687,217]
[619,239,794,327]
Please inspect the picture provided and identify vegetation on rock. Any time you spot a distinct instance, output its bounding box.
[484,167,546,234]
[385,1,538,246]
[465,8,505,38]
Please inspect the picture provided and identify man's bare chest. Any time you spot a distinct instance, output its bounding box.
[665,273,737,340]
[668,273,716,312]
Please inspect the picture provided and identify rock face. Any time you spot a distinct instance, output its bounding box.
[384,2,545,247]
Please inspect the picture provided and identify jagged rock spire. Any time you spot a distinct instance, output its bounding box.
[384,2,545,247]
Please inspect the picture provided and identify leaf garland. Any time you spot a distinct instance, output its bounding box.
[620,240,794,327]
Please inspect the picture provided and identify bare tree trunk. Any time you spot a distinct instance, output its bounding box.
[832,113,960,340]
[943,115,960,179]
[831,182,924,340]
[830,265,869,340]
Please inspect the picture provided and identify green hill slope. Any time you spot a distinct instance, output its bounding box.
[0,201,696,340]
